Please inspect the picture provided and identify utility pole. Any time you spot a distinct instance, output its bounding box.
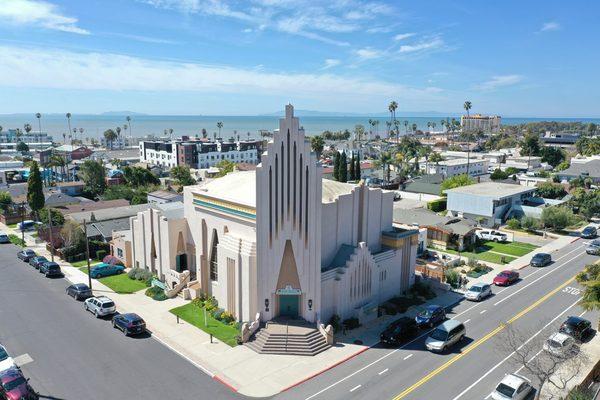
[20,203,25,244]
[47,208,54,262]
[83,218,92,290]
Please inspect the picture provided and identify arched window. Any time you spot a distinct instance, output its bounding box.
[210,230,219,281]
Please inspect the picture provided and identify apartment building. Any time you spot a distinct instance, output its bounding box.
[422,158,489,178]
[0,129,53,152]
[460,114,501,133]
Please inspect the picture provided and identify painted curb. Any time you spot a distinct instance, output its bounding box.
[213,375,238,392]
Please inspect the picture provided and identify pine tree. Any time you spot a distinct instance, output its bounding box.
[27,161,45,220]
[333,152,340,181]
[340,152,348,182]
[349,154,356,181]
[355,157,361,180]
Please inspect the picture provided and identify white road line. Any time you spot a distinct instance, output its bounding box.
[480,310,487,315]
[403,354,413,360]
[494,246,585,307]
[13,353,33,367]
[378,369,388,375]
[349,385,361,392]
[515,349,543,374]
[450,297,581,400]
[485,393,492,399]
[463,319,471,324]
[578,311,587,317]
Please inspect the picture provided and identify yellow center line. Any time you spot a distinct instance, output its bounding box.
[392,275,576,400]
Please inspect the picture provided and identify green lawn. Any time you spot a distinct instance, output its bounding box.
[71,259,101,268]
[7,223,17,229]
[8,234,25,247]
[481,241,538,257]
[79,268,146,294]
[443,248,517,264]
[170,303,239,347]
[439,239,537,264]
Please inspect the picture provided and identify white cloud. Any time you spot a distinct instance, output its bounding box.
[0,0,89,34]
[539,21,560,32]
[393,32,415,41]
[354,47,384,60]
[398,37,443,53]
[242,28,253,33]
[476,75,523,91]
[0,45,443,103]
[106,33,180,45]
[322,58,341,69]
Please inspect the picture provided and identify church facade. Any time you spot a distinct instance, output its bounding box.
[129,105,418,324]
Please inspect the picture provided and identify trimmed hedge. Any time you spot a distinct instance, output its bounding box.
[427,198,447,212]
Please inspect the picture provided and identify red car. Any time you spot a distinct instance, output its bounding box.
[493,270,519,286]
[0,368,38,400]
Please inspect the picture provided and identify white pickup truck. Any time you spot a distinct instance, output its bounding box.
[476,230,508,242]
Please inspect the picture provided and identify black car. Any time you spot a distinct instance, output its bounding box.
[29,256,48,269]
[530,253,552,267]
[380,317,419,346]
[112,313,146,336]
[581,226,598,239]
[39,262,62,277]
[415,305,446,328]
[17,249,36,262]
[66,283,93,300]
[559,316,593,342]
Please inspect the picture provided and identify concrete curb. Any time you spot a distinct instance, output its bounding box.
[213,375,238,392]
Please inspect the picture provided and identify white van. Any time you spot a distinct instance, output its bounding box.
[425,320,466,352]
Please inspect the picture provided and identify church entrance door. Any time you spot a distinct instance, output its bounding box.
[278,295,299,318]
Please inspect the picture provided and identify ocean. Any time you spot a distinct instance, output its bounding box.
[1,114,599,140]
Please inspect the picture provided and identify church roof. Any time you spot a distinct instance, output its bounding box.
[321,179,356,203]
[323,244,356,272]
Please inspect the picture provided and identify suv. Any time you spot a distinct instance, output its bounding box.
[492,374,532,400]
[380,317,418,346]
[543,332,576,356]
[585,239,600,255]
[425,320,466,352]
[84,296,116,318]
[112,313,147,336]
[476,230,508,242]
[559,316,592,342]
[0,344,16,373]
[581,225,598,239]
[17,249,36,262]
[39,262,62,277]
[530,253,552,267]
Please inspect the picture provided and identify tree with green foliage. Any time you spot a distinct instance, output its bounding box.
[16,142,29,153]
[333,152,340,181]
[354,124,366,142]
[355,157,361,180]
[40,207,65,226]
[310,135,325,157]
[490,168,509,181]
[504,167,521,175]
[506,218,521,230]
[27,161,45,219]
[374,151,393,183]
[519,131,542,157]
[0,191,12,212]
[103,129,118,150]
[170,165,195,187]
[521,216,541,231]
[122,166,160,187]
[103,184,152,204]
[536,182,567,199]
[440,174,475,195]
[80,160,106,197]
[576,136,600,156]
[348,154,355,181]
[339,152,348,182]
[215,160,235,177]
[429,152,444,166]
[540,146,565,167]
[576,263,600,313]
[570,188,600,219]
[541,206,578,231]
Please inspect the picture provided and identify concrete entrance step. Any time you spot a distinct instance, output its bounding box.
[245,319,331,356]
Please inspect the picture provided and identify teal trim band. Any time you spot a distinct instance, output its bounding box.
[193,198,256,220]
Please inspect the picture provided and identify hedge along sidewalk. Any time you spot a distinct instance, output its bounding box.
[78,267,147,294]
[170,303,239,347]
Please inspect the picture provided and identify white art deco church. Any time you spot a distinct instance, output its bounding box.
[130,105,418,325]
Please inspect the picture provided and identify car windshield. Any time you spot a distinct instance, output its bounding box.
[102,302,115,308]
[0,347,8,361]
[3,376,26,391]
[495,383,515,397]
[25,250,35,255]
[499,272,510,277]
[469,286,482,292]
[547,339,562,348]
[418,309,432,317]
[429,329,447,341]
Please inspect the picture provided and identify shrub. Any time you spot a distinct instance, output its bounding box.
[8,234,25,247]
[380,303,397,316]
[127,267,153,281]
[490,168,509,181]
[153,291,167,301]
[96,250,107,260]
[427,198,447,212]
[506,218,521,230]
[221,311,235,324]
[410,282,436,300]
[145,286,166,301]
[212,308,224,320]
[342,317,360,330]
[328,314,342,333]
[541,206,579,231]
[191,298,203,308]
[445,269,460,288]
[521,216,540,231]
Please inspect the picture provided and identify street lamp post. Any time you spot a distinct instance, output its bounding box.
[83,218,92,290]
[20,203,25,244]
[47,208,54,262]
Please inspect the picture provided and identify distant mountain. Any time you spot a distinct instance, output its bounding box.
[100,111,147,116]
[260,109,453,117]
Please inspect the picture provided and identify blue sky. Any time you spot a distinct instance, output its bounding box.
[0,0,598,116]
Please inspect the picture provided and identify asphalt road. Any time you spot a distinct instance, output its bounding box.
[279,239,599,400]
[0,243,238,400]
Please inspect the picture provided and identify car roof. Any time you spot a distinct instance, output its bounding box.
[73,283,89,289]
[534,253,550,257]
[549,332,571,344]
[426,304,442,311]
[583,226,596,230]
[500,269,514,274]
[95,296,113,302]
[501,373,528,388]
[565,316,587,325]
[470,282,488,288]
[122,313,142,321]
[437,319,463,331]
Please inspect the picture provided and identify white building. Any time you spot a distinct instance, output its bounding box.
[422,158,489,178]
[0,129,53,152]
[100,135,142,149]
[460,114,501,133]
[503,156,542,171]
[130,105,417,325]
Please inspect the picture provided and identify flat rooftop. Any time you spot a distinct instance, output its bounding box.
[438,158,485,166]
[444,182,535,198]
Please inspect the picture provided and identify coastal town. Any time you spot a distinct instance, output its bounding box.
[1,1,599,400]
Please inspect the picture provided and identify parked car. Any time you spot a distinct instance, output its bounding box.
[476,230,508,242]
[16,249,36,262]
[415,305,446,328]
[89,263,124,279]
[0,368,38,400]
[464,283,492,301]
[39,262,62,277]
[581,225,598,239]
[491,373,532,400]
[0,344,16,373]
[28,256,48,269]
[543,332,576,357]
[425,320,466,352]
[585,239,600,255]
[493,270,519,286]
[0,232,10,244]
[112,313,147,336]
[559,316,593,342]
[84,296,116,318]
[530,253,552,267]
[16,220,40,231]
[380,317,418,346]
[66,283,93,300]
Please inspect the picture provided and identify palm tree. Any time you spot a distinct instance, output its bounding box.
[374,120,379,138]
[126,115,132,142]
[404,120,409,136]
[432,122,437,132]
[122,124,128,144]
[385,121,392,138]
[116,126,122,148]
[66,113,72,145]
[103,129,117,150]
[217,121,223,140]
[388,101,398,140]
[35,112,42,140]
[368,119,375,139]
[412,123,417,134]
[463,101,472,117]
[168,128,173,139]
[393,119,400,144]
[0,126,3,133]
[427,122,431,133]
[375,151,393,183]
[24,123,32,133]
[213,132,217,141]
